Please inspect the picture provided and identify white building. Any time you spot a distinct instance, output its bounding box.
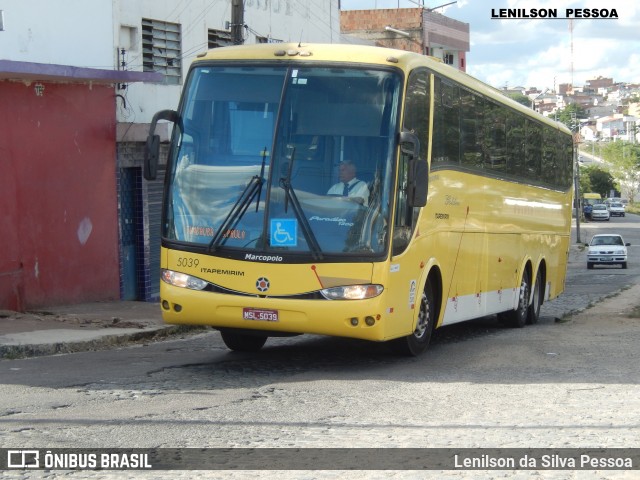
[1,0,340,302]
[579,124,598,142]
[596,114,638,142]
[1,0,340,129]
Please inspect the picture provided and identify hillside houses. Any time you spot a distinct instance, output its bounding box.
[507,76,640,143]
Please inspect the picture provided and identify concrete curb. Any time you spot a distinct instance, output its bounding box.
[0,325,205,360]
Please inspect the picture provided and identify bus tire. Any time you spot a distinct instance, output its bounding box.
[527,271,543,325]
[389,281,435,356]
[220,329,268,352]
[498,269,530,328]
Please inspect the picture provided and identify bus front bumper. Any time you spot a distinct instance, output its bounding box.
[160,283,391,342]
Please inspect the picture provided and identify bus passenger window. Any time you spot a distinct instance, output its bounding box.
[525,120,542,180]
[506,113,525,177]
[460,90,483,169]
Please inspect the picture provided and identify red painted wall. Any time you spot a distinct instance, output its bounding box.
[0,81,120,310]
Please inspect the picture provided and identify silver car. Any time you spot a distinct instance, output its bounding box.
[586,234,630,269]
[609,202,626,217]
[590,203,610,221]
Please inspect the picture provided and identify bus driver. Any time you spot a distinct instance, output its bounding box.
[327,160,369,206]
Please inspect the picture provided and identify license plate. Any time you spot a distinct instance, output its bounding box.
[243,308,279,322]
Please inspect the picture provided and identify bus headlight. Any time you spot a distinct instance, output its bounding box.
[161,269,208,290]
[320,284,383,300]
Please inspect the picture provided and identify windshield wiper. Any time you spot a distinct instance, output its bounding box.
[254,147,269,212]
[208,172,265,253]
[279,147,323,260]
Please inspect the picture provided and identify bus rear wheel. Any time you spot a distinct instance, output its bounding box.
[220,329,268,352]
[498,269,530,328]
[389,282,435,356]
[527,271,543,325]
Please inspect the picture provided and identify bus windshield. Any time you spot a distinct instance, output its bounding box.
[164,64,401,259]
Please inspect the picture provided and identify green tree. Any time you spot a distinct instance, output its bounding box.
[581,165,615,198]
[601,140,640,204]
[555,104,587,131]
[507,92,533,108]
[578,164,592,195]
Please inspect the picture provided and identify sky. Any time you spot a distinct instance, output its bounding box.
[340,0,640,92]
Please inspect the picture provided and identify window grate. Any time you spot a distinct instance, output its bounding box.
[208,29,233,49]
[142,18,182,85]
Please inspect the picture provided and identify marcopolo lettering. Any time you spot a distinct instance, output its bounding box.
[244,254,284,262]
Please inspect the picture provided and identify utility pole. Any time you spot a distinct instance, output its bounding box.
[572,112,582,244]
[568,19,574,89]
[231,0,244,45]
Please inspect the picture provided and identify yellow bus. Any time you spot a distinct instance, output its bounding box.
[145,43,574,356]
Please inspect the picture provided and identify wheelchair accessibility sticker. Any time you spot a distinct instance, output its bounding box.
[270,219,297,247]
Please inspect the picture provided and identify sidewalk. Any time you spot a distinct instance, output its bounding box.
[0,301,200,359]
[0,239,634,360]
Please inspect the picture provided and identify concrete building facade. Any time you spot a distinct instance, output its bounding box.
[340,7,469,71]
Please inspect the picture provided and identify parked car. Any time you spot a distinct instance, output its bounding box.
[586,234,630,269]
[609,202,626,217]
[590,203,610,221]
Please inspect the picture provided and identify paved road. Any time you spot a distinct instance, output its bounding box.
[1,215,639,479]
[541,213,640,319]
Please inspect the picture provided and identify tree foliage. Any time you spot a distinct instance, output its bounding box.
[578,165,592,194]
[579,165,615,198]
[507,93,533,108]
[555,104,588,131]
[600,141,640,203]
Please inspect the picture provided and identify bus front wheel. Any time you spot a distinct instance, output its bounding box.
[220,329,268,352]
[389,282,435,356]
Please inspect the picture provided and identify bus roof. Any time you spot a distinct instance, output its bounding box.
[193,43,571,134]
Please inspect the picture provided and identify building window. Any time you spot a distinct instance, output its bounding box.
[443,53,454,65]
[142,18,181,85]
[208,29,233,49]
[256,36,284,44]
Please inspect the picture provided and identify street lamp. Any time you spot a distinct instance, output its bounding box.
[384,26,411,37]
[531,88,550,111]
[425,1,457,11]
[408,0,457,11]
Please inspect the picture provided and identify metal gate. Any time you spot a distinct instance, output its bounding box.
[118,166,164,302]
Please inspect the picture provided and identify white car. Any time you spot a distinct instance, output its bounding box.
[586,234,630,269]
[590,203,610,221]
[608,202,625,217]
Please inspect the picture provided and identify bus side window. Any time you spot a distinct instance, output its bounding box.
[525,120,542,180]
[506,112,525,177]
[394,69,430,256]
[461,90,483,169]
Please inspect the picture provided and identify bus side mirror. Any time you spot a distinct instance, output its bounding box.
[399,130,420,157]
[144,134,160,180]
[144,109,179,180]
[408,159,428,207]
[400,131,428,207]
